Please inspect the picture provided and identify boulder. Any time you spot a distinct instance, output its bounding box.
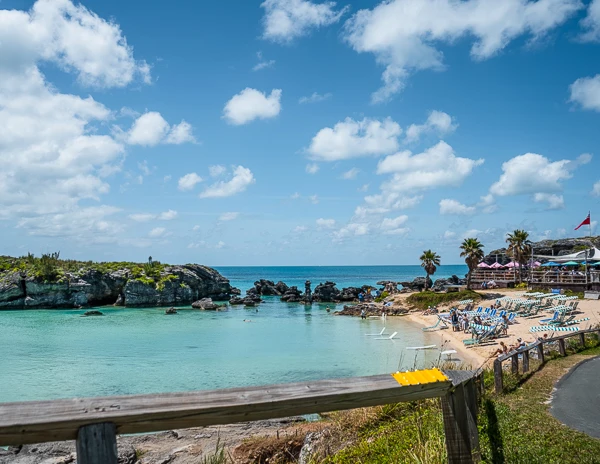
[191,298,220,310]
[165,307,177,314]
[338,287,361,301]
[252,279,281,296]
[231,287,242,295]
[230,296,261,306]
[399,276,432,291]
[83,310,103,316]
[275,281,289,294]
[312,281,341,302]
[281,286,303,302]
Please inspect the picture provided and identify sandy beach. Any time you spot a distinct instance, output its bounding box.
[391,289,600,368]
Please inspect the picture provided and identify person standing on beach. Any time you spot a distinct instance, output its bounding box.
[360,309,366,320]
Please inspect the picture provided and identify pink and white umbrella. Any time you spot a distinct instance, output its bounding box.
[490,262,505,269]
[477,262,491,268]
[505,261,520,268]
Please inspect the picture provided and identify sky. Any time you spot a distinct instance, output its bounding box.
[1,0,600,266]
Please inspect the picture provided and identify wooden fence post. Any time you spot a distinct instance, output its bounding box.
[511,354,519,374]
[493,359,503,394]
[522,350,530,373]
[536,343,545,364]
[76,423,118,464]
[579,333,586,347]
[558,338,567,357]
[442,381,480,464]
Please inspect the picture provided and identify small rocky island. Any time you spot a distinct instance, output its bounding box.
[0,254,234,309]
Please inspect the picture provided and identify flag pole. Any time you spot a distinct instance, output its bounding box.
[586,211,591,289]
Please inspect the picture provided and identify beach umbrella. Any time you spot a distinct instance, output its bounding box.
[477,262,491,268]
[532,261,541,267]
[505,261,520,268]
[490,262,505,269]
[541,261,559,267]
[561,261,580,266]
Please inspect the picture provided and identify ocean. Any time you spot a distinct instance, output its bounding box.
[0,265,467,403]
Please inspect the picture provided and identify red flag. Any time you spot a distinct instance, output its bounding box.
[575,213,591,230]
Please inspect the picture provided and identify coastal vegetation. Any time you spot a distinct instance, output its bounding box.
[406,290,482,310]
[460,238,485,290]
[419,250,441,290]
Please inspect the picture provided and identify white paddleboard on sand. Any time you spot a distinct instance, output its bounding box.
[406,345,436,350]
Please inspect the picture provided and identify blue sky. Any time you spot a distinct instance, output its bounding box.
[1,0,600,266]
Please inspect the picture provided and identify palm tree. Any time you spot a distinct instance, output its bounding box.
[506,229,532,283]
[460,238,485,290]
[419,250,441,290]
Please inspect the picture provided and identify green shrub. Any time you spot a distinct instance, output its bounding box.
[374,291,389,302]
[406,290,482,310]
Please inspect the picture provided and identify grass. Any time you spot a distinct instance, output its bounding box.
[406,290,483,310]
[244,345,600,463]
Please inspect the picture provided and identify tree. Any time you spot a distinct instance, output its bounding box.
[506,229,532,283]
[460,238,485,290]
[419,250,441,290]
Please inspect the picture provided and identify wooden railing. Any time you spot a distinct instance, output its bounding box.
[493,327,600,393]
[0,370,483,464]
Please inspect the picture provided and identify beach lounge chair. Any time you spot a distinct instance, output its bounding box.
[540,311,560,325]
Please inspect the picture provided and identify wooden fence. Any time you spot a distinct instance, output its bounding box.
[0,369,483,464]
[493,327,600,393]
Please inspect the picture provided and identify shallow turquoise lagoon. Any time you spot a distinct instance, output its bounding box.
[0,298,441,403]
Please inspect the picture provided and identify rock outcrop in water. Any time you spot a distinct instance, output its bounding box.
[0,256,233,309]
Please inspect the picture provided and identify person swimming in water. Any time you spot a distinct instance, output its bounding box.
[326,306,331,312]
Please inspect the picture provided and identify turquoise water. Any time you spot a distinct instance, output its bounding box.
[0,266,466,403]
[216,265,468,292]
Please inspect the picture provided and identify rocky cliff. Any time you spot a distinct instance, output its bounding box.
[0,262,232,309]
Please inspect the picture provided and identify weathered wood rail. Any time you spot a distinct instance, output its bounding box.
[493,327,600,393]
[0,369,483,464]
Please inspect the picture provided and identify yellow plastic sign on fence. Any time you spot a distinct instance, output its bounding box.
[391,368,449,386]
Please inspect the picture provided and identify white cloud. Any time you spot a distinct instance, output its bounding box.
[291,192,301,199]
[439,199,476,215]
[215,241,226,249]
[380,215,409,235]
[219,212,240,221]
[580,0,600,42]
[18,206,122,239]
[299,92,332,104]
[405,111,457,143]
[358,184,370,192]
[533,193,565,210]
[127,112,196,146]
[0,1,159,217]
[223,88,282,125]
[309,194,320,204]
[355,193,422,218]
[569,75,600,112]
[592,181,600,196]
[294,225,309,233]
[149,227,167,238]
[1,0,151,89]
[129,210,178,222]
[377,141,484,192]
[308,117,402,161]
[490,153,590,198]
[164,175,172,183]
[178,173,203,191]
[316,218,336,229]
[306,163,320,174]
[333,222,370,241]
[209,165,227,177]
[129,213,155,222]
[343,0,582,102]
[199,166,256,198]
[341,168,360,180]
[478,194,498,214]
[253,51,276,71]
[127,112,170,146]
[158,209,178,220]
[444,230,456,239]
[165,121,196,144]
[261,0,349,42]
